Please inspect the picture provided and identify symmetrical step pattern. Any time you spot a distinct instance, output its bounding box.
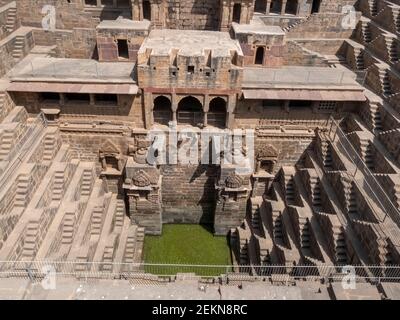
[114,199,125,229]
[12,36,25,60]
[90,207,104,236]
[52,171,65,201]
[81,169,94,196]
[21,221,39,259]
[5,6,17,33]
[0,131,13,160]
[333,226,348,264]
[62,212,75,245]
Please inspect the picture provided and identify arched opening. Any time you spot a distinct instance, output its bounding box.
[285,0,298,15]
[255,0,266,13]
[233,3,241,23]
[208,97,227,128]
[311,0,321,13]
[143,0,151,20]
[270,0,282,14]
[177,96,203,126]
[153,96,172,126]
[255,47,265,65]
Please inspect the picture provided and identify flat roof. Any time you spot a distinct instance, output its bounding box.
[243,66,363,90]
[232,21,285,36]
[9,57,136,84]
[138,29,243,58]
[243,89,366,101]
[97,18,151,30]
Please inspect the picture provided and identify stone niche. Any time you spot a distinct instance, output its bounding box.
[214,150,252,235]
[96,18,151,62]
[232,23,285,67]
[123,146,162,235]
[251,144,278,197]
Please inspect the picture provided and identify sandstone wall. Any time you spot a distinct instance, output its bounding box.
[17,0,97,29]
[166,0,221,30]
[97,27,149,62]
[160,164,218,224]
[32,28,97,59]
[0,30,34,77]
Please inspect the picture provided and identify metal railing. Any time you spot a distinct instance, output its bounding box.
[326,117,400,229]
[1,261,400,283]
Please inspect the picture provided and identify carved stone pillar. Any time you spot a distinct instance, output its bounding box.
[123,146,162,235]
[281,0,287,15]
[266,0,271,14]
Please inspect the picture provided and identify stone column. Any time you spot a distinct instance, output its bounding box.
[59,93,66,106]
[220,1,230,31]
[203,94,210,127]
[204,112,208,127]
[100,154,107,170]
[143,91,153,129]
[89,94,95,106]
[171,94,178,124]
[283,100,290,112]
[312,101,319,113]
[226,94,236,129]
[266,0,271,14]
[132,0,140,20]
[281,0,287,15]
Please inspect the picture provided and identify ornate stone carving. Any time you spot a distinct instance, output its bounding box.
[134,147,148,165]
[256,145,278,160]
[132,170,151,187]
[225,173,243,188]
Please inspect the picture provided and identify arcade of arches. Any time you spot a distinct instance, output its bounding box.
[152,95,227,128]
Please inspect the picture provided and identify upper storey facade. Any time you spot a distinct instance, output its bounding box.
[16,0,354,32]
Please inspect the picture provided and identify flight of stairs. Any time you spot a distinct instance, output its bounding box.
[52,171,65,201]
[114,199,125,229]
[284,175,295,205]
[90,207,104,236]
[238,236,249,265]
[5,6,17,33]
[282,15,311,32]
[370,0,378,16]
[360,140,375,171]
[369,103,383,132]
[273,212,284,243]
[333,226,348,264]
[14,175,29,207]
[377,238,392,265]
[0,94,5,119]
[250,204,261,231]
[354,48,365,70]
[386,37,399,64]
[362,22,372,43]
[81,169,93,196]
[347,186,358,218]
[311,178,322,211]
[379,69,392,96]
[101,245,114,271]
[42,133,57,161]
[21,221,39,259]
[0,131,13,161]
[396,11,400,34]
[61,212,75,245]
[123,227,137,263]
[322,142,333,171]
[12,36,25,60]
[299,218,311,249]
